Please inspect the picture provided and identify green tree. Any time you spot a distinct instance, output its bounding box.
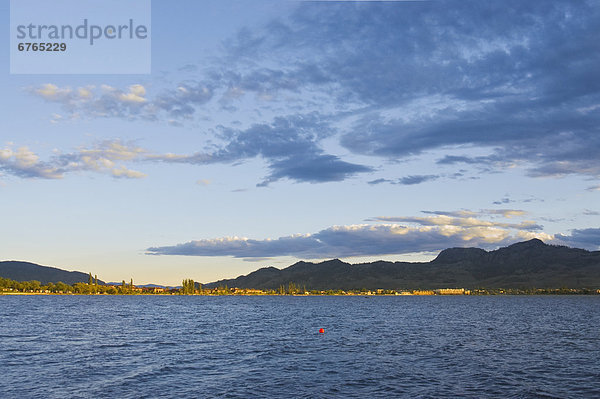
[88,273,93,285]
[73,282,91,294]
[55,281,70,293]
[25,280,41,292]
[288,282,300,295]
[181,279,196,295]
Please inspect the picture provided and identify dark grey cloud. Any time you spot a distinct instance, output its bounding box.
[152,81,214,119]
[555,228,600,250]
[28,0,600,184]
[420,210,476,218]
[224,0,600,179]
[420,209,527,219]
[367,175,439,185]
[493,197,514,205]
[148,209,554,259]
[152,113,372,185]
[368,178,393,185]
[3,116,372,184]
[259,154,371,186]
[492,196,545,205]
[146,223,523,259]
[398,175,439,185]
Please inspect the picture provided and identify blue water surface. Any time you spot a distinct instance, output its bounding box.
[1,295,599,398]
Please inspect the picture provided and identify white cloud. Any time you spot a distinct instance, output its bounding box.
[484,209,527,218]
[371,213,541,231]
[0,140,148,180]
[0,146,62,179]
[146,212,553,259]
[118,84,147,103]
[35,83,72,101]
[77,87,93,99]
[29,81,212,121]
[111,166,147,179]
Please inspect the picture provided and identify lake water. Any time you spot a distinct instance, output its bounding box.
[0,295,599,398]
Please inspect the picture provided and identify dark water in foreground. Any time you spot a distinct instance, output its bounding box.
[0,296,599,398]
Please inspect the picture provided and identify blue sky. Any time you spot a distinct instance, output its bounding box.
[1,0,599,285]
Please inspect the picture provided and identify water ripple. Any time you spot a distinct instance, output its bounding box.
[1,296,599,398]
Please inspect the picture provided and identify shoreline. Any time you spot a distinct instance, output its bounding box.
[2,292,599,297]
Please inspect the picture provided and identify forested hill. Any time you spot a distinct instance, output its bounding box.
[0,261,104,285]
[204,239,600,290]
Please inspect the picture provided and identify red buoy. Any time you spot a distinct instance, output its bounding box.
[319,328,325,333]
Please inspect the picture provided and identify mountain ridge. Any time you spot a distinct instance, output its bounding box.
[0,261,105,285]
[2,239,599,289]
[205,239,600,290]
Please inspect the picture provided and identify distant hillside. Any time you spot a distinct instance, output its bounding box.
[205,239,600,290]
[0,261,104,285]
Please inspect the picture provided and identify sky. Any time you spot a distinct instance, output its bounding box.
[1,0,599,285]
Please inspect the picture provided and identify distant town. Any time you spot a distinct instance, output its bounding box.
[1,275,599,296]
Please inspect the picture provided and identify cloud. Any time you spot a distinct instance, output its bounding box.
[152,81,213,118]
[26,1,600,185]
[483,209,527,218]
[111,166,147,179]
[368,178,393,185]
[4,120,371,184]
[554,228,600,250]
[146,224,516,259]
[0,141,147,180]
[29,82,211,121]
[493,197,514,205]
[230,0,600,180]
[147,210,553,259]
[35,83,72,102]
[367,175,439,185]
[118,84,147,103]
[0,146,62,179]
[398,175,439,185]
[152,114,372,185]
[31,84,150,119]
[259,154,372,186]
[369,215,542,231]
[58,140,147,178]
[2,130,371,185]
[420,210,478,218]
[420,209,526,219]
